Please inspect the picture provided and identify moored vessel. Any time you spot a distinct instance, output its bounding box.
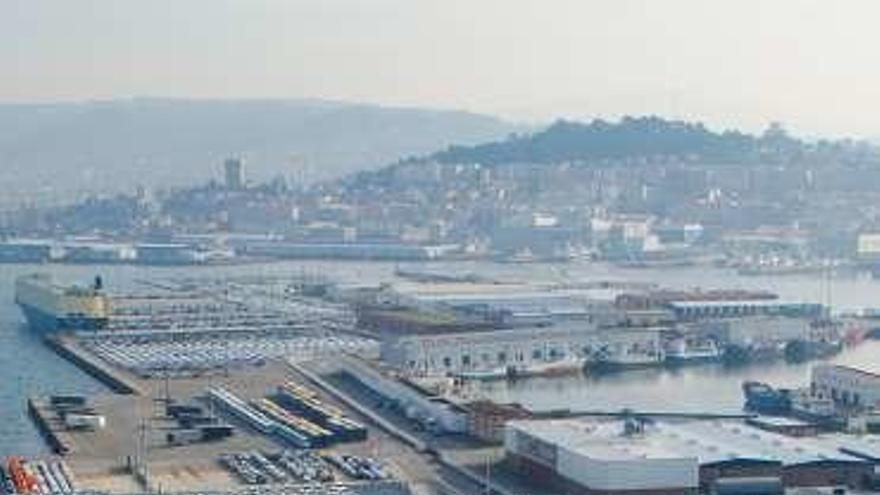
[588,344,664,370]
[14,274,110,332]
[742,381,792,414]
[455,367,510,381]
[454,355,586,380]
[665,338,722,364]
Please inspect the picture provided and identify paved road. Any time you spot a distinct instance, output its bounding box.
[290,363,500,495]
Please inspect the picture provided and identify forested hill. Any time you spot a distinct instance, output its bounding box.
[432,116,808,165]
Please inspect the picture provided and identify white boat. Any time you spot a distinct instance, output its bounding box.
[589,345,664,369]
[789,388,835,421]
[509,357,586,377]
[455,367,510,381]
[665,339,721,364]
[456,356,586,380]
[497,248,537,264]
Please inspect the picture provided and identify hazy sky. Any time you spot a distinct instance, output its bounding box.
[5,0,880,136]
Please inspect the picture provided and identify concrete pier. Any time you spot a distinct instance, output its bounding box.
[27,397,71,456]
[43,336,142,395]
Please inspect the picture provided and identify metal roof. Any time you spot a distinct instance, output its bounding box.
[667,300,821,309]
[657,421,855,465]
[508,419,863,466]
[509,419,693,461]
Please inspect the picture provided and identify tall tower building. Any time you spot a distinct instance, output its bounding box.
[224,158,244,190]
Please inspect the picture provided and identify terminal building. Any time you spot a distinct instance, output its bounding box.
[506,419,700,495]
[339,357,467,434]
[0,240,55,263]
[667,300,825,321]
[411,290,623,328]
[812,364,880,410]
[244,242,458,261]
[687,316,832,348]
[505,419,876,495]
[380,322,664,378]
[369,284,669,377]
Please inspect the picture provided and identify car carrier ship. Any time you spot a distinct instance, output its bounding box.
[14,274,109,332]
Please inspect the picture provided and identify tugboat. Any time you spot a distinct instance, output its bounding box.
[742,381,792,414]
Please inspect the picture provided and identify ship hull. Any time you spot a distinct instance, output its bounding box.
[665,355,721,365]
[742,381,792,414]
[18,303,108,332]
[456,358,587,381]
[665,350,722,365]
[455,368,510,381]
[587,357,663,372]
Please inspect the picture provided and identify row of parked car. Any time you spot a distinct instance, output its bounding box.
[219,450,388,486]
[220,452,285,485]
[275,451,334,483]
[322,454,387,481]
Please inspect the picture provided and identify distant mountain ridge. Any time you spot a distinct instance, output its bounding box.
[0,98,519,201]
[431,116,814,165]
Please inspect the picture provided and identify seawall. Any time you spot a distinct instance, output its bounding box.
[43,336,142,395]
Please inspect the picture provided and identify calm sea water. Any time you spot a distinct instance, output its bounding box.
[2,259,880,456]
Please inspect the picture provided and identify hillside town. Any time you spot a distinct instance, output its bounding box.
[4,119,880,274]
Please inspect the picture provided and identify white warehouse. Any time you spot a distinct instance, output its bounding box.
[505,418,875,494]
[812,364,880,410]
[381,322,664,378]
[505,419,699,495]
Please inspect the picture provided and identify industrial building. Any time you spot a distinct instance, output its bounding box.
[0,240,54,263]
[688,316,830,348]
[812,364,880,410]
[243,242,459,261]
[372,282,669,377]
[224,157,245,190]
[857,232,880,269]
[466,400,532,443]
[615,289,777,310]
[411,290,623,328]
[339,357,467,434]
[505,419,700,495]
[668,300,825,321]
[357,284,625,335]
[135,243,204,265]
[380,322,664,377]
[505,419,876,495]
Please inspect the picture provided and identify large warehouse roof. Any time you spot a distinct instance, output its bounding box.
[508,419,864,466]
[509,419,691,461]
[657,421,853,465]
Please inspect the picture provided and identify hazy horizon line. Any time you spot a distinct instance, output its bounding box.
[0,94,855,142]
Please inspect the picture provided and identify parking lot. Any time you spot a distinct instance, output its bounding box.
[219,450,389,486]
[80,334,378,377]
[84,483,411,495]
